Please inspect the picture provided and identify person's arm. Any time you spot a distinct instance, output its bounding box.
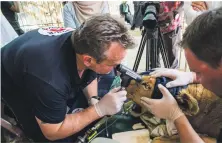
[119,4,124,17]
[24,74,100,140]
[2,1,19,13]
[141,84,204,143]
[36,106,100,141]
[191,1,208,11]
[175,115,204,143]
[6,1,20,13]
[62,3,77,29]
[83,78,99,105]
[25,73,127,141]
[36,86,127,141]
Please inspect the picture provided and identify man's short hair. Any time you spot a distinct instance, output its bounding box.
[71,14,135,63]
[181,7,222,68]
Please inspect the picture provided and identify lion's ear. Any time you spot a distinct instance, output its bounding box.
[176,89,199,116]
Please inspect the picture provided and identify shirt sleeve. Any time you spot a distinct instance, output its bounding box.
[62,4,77,29]
[24,73,67,124]
[1,2,14,9]
[81,70,97,88]
[101,2,110,14]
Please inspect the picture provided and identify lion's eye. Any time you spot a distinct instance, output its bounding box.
[142,82,152,90]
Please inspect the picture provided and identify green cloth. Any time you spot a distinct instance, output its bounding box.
[96,114,141,139]
[109,76,122,90]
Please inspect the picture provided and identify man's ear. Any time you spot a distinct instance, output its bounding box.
[200,63,208,70]
[82,55,93,67]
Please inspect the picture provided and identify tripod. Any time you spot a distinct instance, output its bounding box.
[133,26,170,72]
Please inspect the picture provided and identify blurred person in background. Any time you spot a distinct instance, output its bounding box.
[63,1,109,29]
[1,12,18,47]
[1,1,24,35]
[131,1,143,30]
[119,1,133,25]
[131,2,184,69]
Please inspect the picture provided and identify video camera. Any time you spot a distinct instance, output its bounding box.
[141,2,160,29]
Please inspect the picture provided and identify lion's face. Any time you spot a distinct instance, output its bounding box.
[126,75,156,107]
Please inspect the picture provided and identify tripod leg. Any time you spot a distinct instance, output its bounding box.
[151,36,159,69]
[149,29,158,69]
[146,39,151,70]
[158,28,170,68]
[133,30,147,72]
[154,37,159,68]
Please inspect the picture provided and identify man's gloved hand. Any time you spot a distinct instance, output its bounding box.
[141,84,184,122]
[94,87,127,117]
[150,68,195,88]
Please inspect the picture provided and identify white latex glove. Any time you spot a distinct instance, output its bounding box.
[94,87,127,117]
[89,98,99,105]
[141,84,184,122]
[150,68,195,88]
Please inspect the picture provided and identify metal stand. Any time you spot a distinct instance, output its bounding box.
[133,26,170,72]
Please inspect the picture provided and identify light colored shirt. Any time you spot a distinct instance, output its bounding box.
[62,2,109,29]
[1,12,18,47]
